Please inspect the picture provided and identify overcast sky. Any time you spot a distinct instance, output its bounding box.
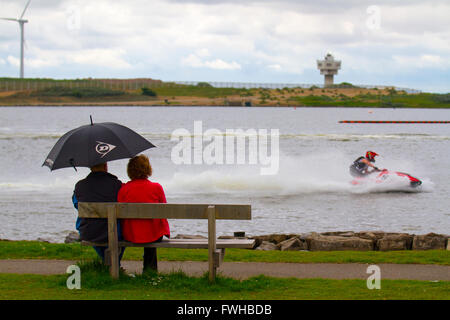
[0,0,449,92]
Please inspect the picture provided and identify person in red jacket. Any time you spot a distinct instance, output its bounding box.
[118,154,170,272]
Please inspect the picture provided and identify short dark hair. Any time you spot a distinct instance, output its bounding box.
[90,162,107,172]
[127,154,152,180]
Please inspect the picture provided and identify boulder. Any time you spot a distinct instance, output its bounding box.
[377,234,413,251]
[308,235,373,251]
[278,237,308,251]
[320,231,355,237]
[412,233,447,250]
[255,241,279,251]
[64,231,80,244]
[355,231,389,242]
[251,234,297,247]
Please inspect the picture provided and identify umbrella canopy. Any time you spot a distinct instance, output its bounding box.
[43,120,155,171]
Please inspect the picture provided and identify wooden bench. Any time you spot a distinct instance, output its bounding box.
[78,203,254,282]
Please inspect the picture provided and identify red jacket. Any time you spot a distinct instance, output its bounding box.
[118,179,170,243]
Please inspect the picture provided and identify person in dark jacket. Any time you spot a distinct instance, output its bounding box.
[72,162,125,263]
[349,151,384,177]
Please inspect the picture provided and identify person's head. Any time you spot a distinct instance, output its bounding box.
[127,154,152,180]
[365,151,379,162]
[90,162,108,172]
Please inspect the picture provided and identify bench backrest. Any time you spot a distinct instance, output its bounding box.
[78,202,251,220]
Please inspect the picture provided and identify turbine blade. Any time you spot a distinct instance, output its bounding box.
[19,0,31,19]
[0,17,19,21]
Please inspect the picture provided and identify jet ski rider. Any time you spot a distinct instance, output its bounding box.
[349,151,384,177]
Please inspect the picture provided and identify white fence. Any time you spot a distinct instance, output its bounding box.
[0,79,422,94]
[174,81,422,93]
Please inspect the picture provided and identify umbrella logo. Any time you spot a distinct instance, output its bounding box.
[95,141,116,158]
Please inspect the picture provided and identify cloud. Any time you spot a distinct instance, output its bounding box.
[393,54,449,69]
[182,54,241,70]
[6,55,19,67]
[6,47,131,70]
[0,0,449,91]
[68,48,131,69]
[268,64,281,71]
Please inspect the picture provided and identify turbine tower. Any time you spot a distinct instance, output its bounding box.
[1,0,32,78]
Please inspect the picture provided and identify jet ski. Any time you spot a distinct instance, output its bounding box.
[351,169,422,188]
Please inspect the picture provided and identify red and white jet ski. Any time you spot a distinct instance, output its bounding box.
[351,169,422,188]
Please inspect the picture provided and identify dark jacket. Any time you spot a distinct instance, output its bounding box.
[349,156,369,177]
[73,171,122,242]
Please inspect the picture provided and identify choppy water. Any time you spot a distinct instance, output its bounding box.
[0,106,449,242]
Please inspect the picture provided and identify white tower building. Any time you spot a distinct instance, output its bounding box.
[317,53,341,87]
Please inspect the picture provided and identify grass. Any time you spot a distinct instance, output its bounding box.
[151,85,245,99]
[29,86,126,98]
[0,263,448,300]
[1,240,449,265]
[0,78,448,108]
[1,259,449,300]
[0,241,448,300]
[287,93,450,108]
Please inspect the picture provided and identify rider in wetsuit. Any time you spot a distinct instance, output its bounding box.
[349,151,382,177]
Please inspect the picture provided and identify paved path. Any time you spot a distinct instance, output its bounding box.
[1,259,449,281]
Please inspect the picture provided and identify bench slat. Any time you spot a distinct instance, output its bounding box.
[81,239,255,249]
[78,203,251,220]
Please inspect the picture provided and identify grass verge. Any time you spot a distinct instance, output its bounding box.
[0,259,449,300]
[0,274,448,300]
[1,240,449,265]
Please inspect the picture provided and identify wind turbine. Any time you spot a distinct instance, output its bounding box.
[1,0,32,78]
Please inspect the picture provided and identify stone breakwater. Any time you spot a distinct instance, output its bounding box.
[220,231,450,251]
[64,231,450,251]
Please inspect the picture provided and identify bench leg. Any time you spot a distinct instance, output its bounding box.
[208,205,217,283]
[213,249,225,268]
[104,248,111,266]
[108,206,120,279]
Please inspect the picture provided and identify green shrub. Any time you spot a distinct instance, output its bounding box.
[141,87,157,97]
[432,93,450,103]
[31,86,125,98]
[196,82,213,88]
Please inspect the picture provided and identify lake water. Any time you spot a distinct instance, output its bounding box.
[0,106,449,242]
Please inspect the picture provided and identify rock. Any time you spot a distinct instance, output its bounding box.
[355,231,389,241]
[251,234,297,247]
[255,241,279,251]
[412,233,447,250]
[278,237,308,251]
[308,235,374,251]
[64,231,80,244]
[261,234,297,244]
[173,234,207,239]
[320,231,355,237]
[377,234,413,251]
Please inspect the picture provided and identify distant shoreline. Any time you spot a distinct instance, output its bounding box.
[0,85,448,108]
[1,105,449,110]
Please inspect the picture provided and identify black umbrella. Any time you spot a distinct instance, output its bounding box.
[43,117,155,171]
